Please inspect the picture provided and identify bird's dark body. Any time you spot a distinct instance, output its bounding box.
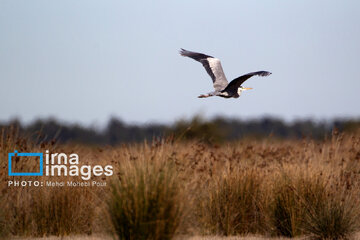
[198,90,237,99]
[219,91,237,98]
[220,95,233,99]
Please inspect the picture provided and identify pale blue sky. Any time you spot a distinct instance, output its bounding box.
[1,0,359,126]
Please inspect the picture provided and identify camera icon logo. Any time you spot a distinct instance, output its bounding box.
[8,150,43,176]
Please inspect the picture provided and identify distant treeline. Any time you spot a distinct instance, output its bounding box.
[1,116,360,145]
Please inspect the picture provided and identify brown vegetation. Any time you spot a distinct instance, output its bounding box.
[1,127,360,239]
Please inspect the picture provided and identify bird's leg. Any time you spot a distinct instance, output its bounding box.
[198,92,215,98]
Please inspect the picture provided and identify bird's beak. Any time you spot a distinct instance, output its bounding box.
[244,87,253,90]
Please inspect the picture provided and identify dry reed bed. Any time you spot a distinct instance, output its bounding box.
[1,128,360,239]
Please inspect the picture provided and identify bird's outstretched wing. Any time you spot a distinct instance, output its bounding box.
[180,48,228,91]
[222,71,271,93]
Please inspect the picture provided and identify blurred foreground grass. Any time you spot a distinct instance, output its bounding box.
[11,234,309,240]
[14,232,360,240]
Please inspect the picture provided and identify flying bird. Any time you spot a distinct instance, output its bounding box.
[179,48,272,98]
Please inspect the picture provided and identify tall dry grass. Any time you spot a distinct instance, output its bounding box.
[197,168,265,235]
[1,127,360,239]
[0,196,6,239]
[108,145,183,240]
[0,128,97,237]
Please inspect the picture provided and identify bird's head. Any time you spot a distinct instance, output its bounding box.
[238,86,253,94]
